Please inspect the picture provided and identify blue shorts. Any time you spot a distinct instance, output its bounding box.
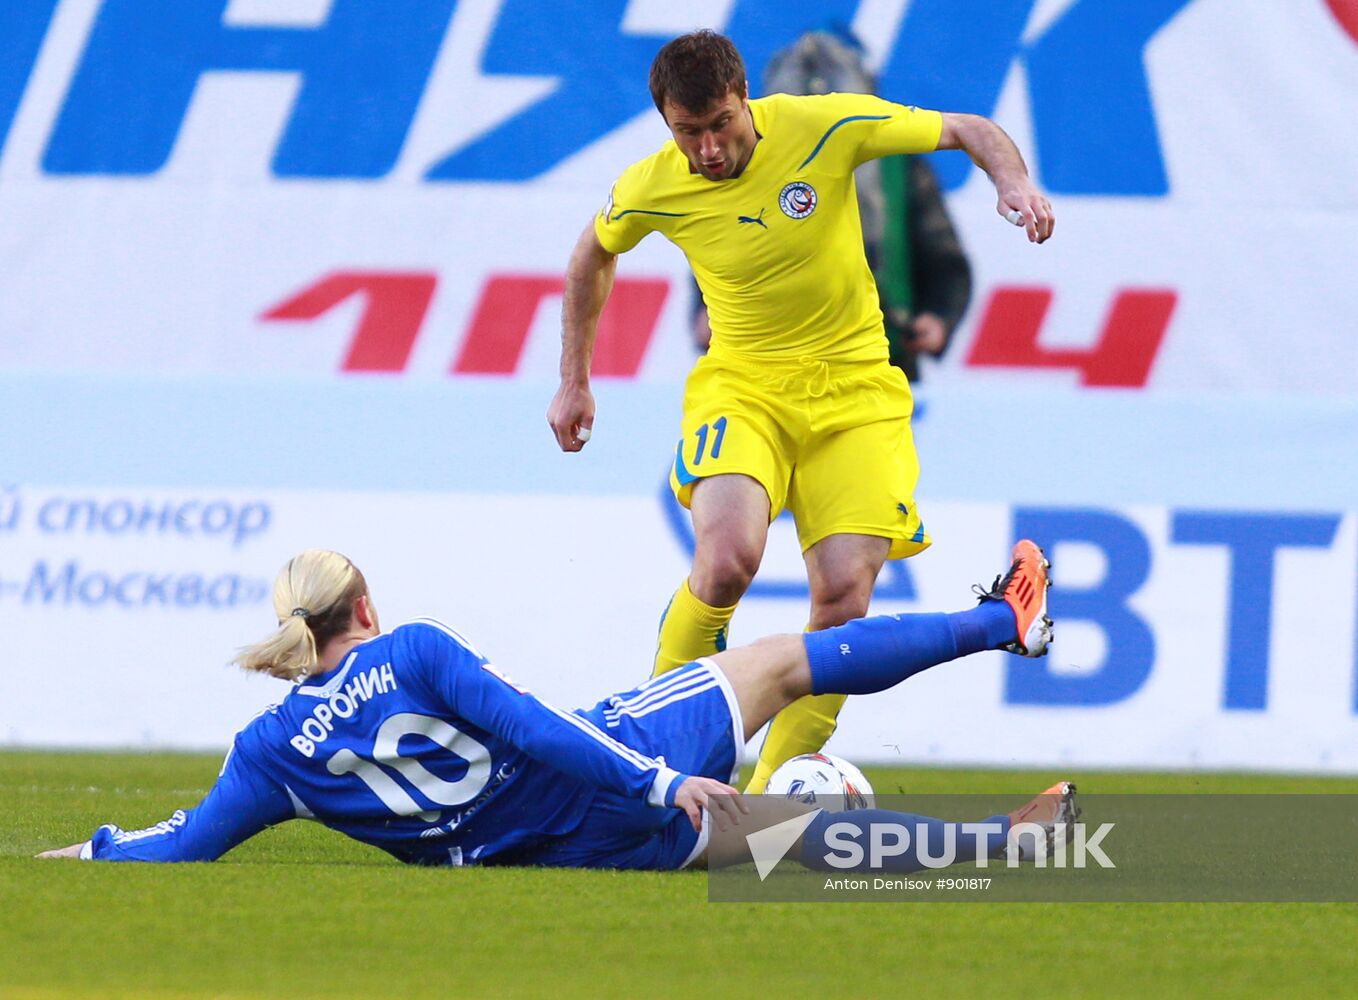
[514,659,744,871]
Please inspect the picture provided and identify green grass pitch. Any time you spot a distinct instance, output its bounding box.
[4,750,1356,999]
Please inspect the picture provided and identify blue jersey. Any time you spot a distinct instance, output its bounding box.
[85,620,695,866]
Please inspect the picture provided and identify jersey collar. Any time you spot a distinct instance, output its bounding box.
[295,650,358,697]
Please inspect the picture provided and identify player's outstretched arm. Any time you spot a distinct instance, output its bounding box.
[35,745,294,863]
[419,623,696,810]
[36,842,85,859]
[937,112,1055,244]
[548,222,618,452]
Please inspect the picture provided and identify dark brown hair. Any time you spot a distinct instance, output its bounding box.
[648,30,747,115]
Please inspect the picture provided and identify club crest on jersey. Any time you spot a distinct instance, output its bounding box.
[778,181,817,219]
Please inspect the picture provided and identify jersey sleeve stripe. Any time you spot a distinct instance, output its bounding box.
[406,617,485,658]
[798,114,891,170]
[546,703,660,772]
[610,208,688,221]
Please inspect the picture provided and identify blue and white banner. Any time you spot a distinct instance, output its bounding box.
[3,380,1355,769]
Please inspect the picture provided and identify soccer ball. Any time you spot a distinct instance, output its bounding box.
[764,753,874,811]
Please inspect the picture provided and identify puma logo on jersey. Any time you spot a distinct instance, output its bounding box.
[738,208,768,229]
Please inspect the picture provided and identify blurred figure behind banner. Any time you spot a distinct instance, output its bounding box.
[691,29,972,381]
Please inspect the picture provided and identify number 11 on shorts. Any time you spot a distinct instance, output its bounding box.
[693,416,728,465]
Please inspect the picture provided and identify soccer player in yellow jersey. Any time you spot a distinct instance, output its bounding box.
[548,30,1054,792]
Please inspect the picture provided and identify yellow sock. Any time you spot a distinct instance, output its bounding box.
[745,692,849,793]
[651,578,738,678]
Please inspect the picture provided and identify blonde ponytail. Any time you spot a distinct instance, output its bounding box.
[234,550,369,681]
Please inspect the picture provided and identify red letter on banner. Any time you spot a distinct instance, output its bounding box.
[966,287,1176,387]
[455,275,669,377]
[261,271,438,372]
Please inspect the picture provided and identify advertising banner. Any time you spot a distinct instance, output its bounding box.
[3,382,1355,769]
[1,0,1356,389]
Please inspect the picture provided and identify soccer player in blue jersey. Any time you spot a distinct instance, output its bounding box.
[40,545,1067,872]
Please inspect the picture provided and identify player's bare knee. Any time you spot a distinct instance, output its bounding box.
[808,588,871,631]
[808,564,875,624]
[691,543,762,604]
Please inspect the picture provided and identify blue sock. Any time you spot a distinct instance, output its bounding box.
[804,602,1016,696]
[948,600,1017,656]
[798,809,1011,873]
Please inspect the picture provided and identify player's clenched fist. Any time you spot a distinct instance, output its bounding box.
[548,382,595,452]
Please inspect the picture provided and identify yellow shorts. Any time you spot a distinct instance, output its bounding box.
[668,355,931,560]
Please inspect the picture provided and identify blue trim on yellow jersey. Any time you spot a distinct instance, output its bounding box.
[610,208,687,221]
[673,441,698,486]
[798,114,892,170]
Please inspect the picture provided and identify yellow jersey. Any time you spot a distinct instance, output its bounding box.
[595,93,942,363]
